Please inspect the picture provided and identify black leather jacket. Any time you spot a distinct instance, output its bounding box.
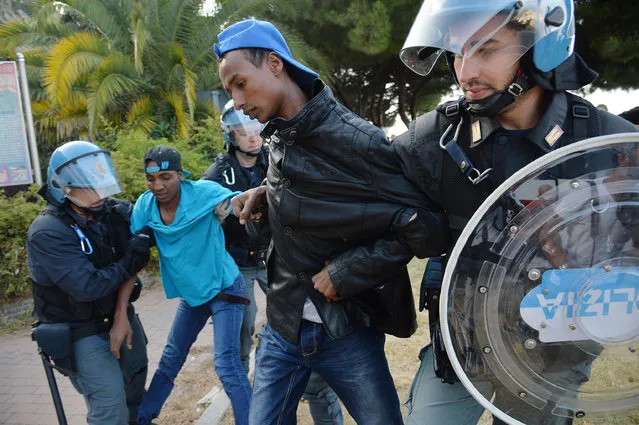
[202,150,270,267]
[259,80,450,343]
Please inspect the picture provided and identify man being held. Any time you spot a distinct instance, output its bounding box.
[216,18,450,425]
[202,101,344,424]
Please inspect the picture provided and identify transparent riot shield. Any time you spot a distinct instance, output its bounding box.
[440,133,639,424]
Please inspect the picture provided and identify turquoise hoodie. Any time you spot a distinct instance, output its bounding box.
[131,179,240,307]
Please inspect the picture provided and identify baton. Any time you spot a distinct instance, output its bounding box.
[38,349,68,425]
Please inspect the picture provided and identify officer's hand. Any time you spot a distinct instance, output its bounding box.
[132,226,156,248]
[312,266,342,302]
[110,315,133,359]
[232,186,267,225]
[121,229,153,276]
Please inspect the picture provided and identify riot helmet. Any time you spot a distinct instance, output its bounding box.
[401,0,580,116]
[47,141,122,209]
[220,100,264,157]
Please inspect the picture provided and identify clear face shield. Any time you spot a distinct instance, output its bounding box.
[52,151,122,207]
[222,108,264,147]
[400,1,546,76]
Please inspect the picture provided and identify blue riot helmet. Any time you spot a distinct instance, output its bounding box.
[401,0,582,116]
[47,141,122,207]
[220,100,264,157]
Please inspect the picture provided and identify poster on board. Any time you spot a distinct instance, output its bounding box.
[0,61,33,187]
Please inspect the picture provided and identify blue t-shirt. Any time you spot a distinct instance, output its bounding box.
[131,180,240,306]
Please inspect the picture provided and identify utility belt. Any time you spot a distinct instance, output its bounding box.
[228,245,267,268]
[31,319,111,377]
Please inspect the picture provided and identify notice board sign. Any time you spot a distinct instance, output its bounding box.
[0,61,33,187]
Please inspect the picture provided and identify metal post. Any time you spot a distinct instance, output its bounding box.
[16,53,42,185]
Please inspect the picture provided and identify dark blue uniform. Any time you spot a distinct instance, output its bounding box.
[28,193,148,425]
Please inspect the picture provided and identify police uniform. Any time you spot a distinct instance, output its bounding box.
[28,193,147,425]
[394,91,637,425]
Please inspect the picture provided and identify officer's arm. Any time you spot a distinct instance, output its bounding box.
[29,229,130,302]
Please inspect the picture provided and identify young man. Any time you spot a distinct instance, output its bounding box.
[202,101,344,424]
[131,146,251,425]
[216,19,450,425]
[28,141,151,425]
[394,1,637,424]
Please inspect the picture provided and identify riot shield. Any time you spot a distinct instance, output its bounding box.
[440,133,639,424]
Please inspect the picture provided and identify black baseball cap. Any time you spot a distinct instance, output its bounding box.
[143,145,191,177]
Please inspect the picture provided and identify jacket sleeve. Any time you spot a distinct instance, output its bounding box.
[28,228,130,302]
[327,129,450,298]
[328,206,448,298]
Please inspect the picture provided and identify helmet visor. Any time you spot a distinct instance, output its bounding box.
[222,108,264,147]
[53,151,122,206]
[401,1,540,76]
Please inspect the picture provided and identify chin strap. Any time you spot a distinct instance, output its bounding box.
[463,68,535,117]
[69,200,105,215]
[230,145,261,157]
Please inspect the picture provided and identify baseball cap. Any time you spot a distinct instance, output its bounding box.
[214,19,319,87]
[143,145,191,177]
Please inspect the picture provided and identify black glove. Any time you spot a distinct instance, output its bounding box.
[132,225,156,248]
[120,226,154,276]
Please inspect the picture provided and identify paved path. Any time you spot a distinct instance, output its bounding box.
[0,276,266,425]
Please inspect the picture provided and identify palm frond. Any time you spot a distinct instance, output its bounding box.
[159,0,204,45]
[130,3,150,74]
[164,89,190,138]
[126,95,156,134]
[57,0,131,50]
[87,53,142,137]
[0,18,67,52]
[44,32,109,105]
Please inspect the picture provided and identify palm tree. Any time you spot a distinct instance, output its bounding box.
[0,0,335,143]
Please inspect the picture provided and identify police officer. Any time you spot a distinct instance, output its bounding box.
[393,1,637,424]
[28,141,153,425]
[202,100,269,373]
[202,102,345,424]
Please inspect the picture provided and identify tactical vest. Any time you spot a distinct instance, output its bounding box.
[32,201,131,323]
[432,93,602,239]
[413,93,605,313]
[211,153,270,267]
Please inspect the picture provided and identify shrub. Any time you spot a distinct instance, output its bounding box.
[0,186,45,300]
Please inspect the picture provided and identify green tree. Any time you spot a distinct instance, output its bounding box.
[226,0,454,128]
[575,0,639,91]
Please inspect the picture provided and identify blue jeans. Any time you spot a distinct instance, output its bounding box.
[71,306,148,425]
[303,371,344,425]
[250,321,403,425]
[137,275,251,425]
[238,266,265,373]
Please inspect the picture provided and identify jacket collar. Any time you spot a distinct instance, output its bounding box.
[469,91,569,153]
[262,79,335,141]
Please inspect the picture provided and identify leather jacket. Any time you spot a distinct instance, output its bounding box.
[259,80,450,343]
